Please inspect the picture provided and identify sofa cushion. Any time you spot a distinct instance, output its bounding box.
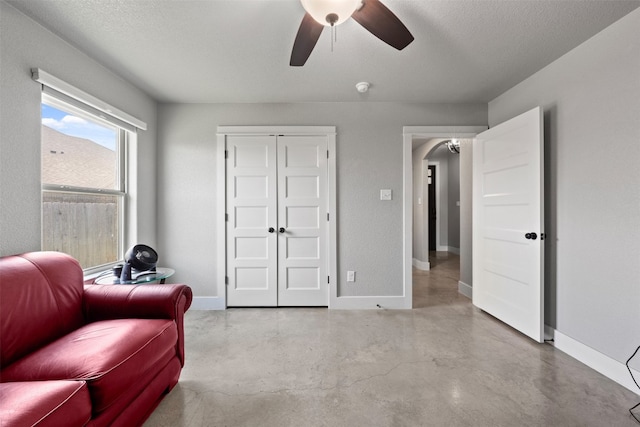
[1,318,178,413]
[0,252,85,367]
[0,380,91,427]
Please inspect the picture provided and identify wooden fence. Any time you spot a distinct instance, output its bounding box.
[42,192,119,269]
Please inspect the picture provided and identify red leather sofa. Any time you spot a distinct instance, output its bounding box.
[0,251,193,426]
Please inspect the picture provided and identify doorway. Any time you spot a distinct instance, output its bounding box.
[413,141,459,268]
[402,126,487,307]
[427,165,436,251]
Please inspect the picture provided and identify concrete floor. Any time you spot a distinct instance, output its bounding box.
[145,253,639,426]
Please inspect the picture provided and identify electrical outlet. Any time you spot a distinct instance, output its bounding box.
[347,271,356,282]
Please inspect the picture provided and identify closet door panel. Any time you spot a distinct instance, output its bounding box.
[226,135,278,306]
[277,135,328,306]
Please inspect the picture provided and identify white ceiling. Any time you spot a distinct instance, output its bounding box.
[8,0,640,104]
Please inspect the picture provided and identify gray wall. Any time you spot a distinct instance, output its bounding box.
[489,9,640,367]
[412,140,437,264]
[447,149,460,250]
[427,144,450,250]
[157,104,486,298]
[458,139,473,287]
[0,2,158,257]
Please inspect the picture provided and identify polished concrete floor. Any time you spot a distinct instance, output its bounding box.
[145,252,639,426]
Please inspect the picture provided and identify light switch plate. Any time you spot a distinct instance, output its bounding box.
[380,189,392,200]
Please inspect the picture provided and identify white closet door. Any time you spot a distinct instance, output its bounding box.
[226,135,278,306]
[277,135,328,306]
[226,134,328,307]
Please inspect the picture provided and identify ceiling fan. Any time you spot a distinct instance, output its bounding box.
[290,0,414,66]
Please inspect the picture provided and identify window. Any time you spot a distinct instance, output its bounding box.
[41,95,128,270]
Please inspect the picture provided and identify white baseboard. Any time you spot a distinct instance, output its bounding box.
[412,258,430,270]
[552,329,640,396]
[330,296,411,310]
[458,281,472,299]
[190,296,226,310]
[192,295,412,310]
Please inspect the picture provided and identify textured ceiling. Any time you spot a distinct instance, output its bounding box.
[7,0,640,104]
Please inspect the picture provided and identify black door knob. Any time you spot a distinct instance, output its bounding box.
[279,227,286,233]
[268,227,275,233]
[525,232,538,240]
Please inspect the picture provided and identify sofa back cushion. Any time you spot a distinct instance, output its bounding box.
[0,251,85,367]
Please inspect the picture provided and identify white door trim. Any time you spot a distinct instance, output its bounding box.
[403,126,488,309]
[217,126,336,309]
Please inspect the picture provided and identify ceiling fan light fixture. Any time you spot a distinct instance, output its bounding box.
[300,0,362,26]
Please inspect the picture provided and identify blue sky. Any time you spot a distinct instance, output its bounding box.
[41,104,116,150]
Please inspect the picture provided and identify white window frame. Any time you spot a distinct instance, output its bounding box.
[40,93,129,274]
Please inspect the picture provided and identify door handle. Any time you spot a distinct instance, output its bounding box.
[525,232,538,240]
[268,227,275,233]
[279,227,286,233]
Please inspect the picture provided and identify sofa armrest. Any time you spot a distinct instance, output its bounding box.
[83,284,193,365]
[83,284,192,321]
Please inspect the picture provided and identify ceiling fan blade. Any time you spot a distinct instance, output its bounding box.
[352,0,414,50]
[290,13,325,66]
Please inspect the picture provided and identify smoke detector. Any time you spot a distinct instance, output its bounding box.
[356,82,370,93]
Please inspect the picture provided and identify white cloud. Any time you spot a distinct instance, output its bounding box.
[61,115,87,125]
[41,114,116,150]
[42,114,87,129]
[42,117,63,129]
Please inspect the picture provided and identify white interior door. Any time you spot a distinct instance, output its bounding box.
[278,135,328,306]
[472,106,544,342]
[226,135,278,306]
[226,134,328,307]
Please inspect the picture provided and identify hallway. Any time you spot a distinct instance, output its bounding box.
[413,251,466,308]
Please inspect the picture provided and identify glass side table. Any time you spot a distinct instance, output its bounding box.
[93,267,175,285]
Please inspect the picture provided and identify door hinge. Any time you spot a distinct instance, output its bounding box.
[225,213,229,222]
[225,276,229,285]
[541,233,546,240]
[328,276,330,284]
[327,213,330,221]
[224,150,228,159]
[327,150,330,159]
